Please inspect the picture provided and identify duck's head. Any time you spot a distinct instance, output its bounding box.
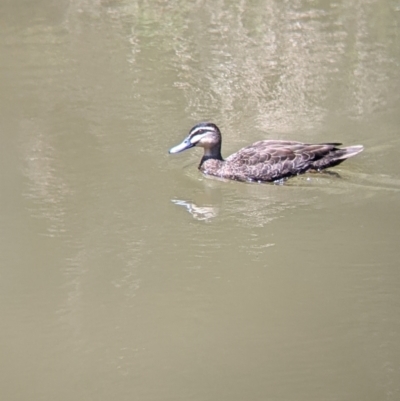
[169,123,222,158]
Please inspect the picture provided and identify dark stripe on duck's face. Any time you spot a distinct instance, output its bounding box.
[189,125,217,137]
[188,126,218,144]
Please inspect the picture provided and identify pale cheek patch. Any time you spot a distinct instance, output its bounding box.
[199,136,214,147]
[190,134,203,145]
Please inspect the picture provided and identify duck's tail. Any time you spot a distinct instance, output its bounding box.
[313,145,364,170]
[336,145,364,160]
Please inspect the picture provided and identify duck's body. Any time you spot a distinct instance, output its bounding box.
[169,123,363,183]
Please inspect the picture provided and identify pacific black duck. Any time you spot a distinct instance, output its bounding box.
[169,122,364,183]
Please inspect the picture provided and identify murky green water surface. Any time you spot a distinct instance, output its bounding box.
[1,1,399,400]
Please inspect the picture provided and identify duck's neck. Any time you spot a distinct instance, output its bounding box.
[199,146,223,167]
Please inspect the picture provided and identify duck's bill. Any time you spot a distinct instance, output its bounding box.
[169,139,194,154]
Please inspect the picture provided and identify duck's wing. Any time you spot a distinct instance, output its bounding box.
[225,140,342,165]
[224,140,346,181]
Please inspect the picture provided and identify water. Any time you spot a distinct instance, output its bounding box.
[1,1,399,400]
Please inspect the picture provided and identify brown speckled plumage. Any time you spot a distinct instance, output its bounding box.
[169,123,363,183]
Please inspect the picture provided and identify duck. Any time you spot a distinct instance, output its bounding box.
[169,122,364,183]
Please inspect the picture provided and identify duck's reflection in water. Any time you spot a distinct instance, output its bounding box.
[171,199,218,222]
